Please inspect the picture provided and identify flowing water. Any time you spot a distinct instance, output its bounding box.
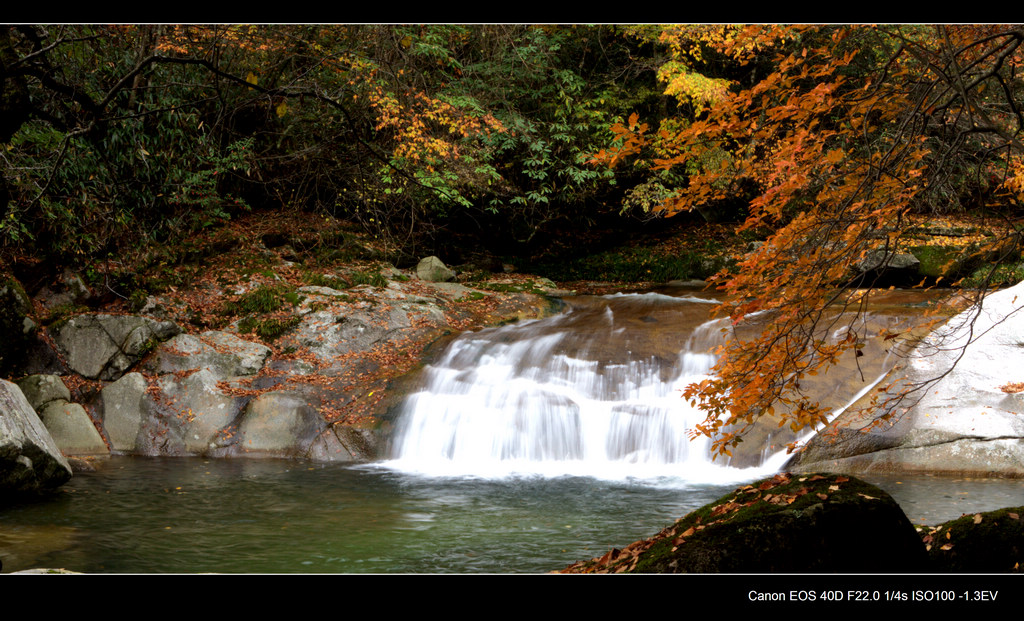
[2,286,1021,573]
[384,290,790,481]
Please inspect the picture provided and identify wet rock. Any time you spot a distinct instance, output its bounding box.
[232,391,328,458]
[36,401,108,456]
[155,369,245,454]
[16,374,71,407]
[98,372,151,453]
[851,249,921,286]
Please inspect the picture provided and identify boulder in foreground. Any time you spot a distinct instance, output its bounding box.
[0,380,73,495]
[920,506,1023,573]
[561,472,927,573]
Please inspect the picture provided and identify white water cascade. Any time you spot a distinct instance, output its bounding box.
[385,292,791,482]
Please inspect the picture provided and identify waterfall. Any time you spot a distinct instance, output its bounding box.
[384,292,785,482]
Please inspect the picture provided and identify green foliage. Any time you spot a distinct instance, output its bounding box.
[240,314,302,342]
[1,26,257,264]
[346,269,388,288]
[531,245,712,283]
[229,286,284,314]
[226,284,304,315]
[227,284,304,342]
[963,261,1024,289]
[0,25,661,267]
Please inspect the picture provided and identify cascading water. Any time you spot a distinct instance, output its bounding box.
[384,291,791,482]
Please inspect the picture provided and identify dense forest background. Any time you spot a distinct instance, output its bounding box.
[1,25,666,268]
[3,23,1024,452]
[4,25,1021,273]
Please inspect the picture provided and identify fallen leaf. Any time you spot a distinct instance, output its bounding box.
[973,513,983,524]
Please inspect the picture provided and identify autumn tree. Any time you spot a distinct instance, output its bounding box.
[0,25,263,264]
[2,25,657,270]
[594,24,1024,456]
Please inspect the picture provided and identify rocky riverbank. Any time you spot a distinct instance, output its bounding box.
[0,247,565,494]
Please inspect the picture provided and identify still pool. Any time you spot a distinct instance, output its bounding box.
[0,457,743,574]
[1,457,1020,574]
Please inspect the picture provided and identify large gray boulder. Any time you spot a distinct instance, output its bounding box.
[232,391,330,458]
[155,369,244,454]
[52,314,180,380]
[98,372,151,453]
[793,280,1024,476]
[141,331,270,378]
[17,374,107,456]
[416,256,455,282]
[0,380,72,494]
[279,287,449,371]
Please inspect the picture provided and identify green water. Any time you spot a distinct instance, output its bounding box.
[2,458,1020,574]
[0,457,743,574]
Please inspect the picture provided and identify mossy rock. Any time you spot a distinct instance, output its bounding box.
[909,245,965,278]
[563,473,927,573]
[0,275,35,376]
[919,506,1024,573]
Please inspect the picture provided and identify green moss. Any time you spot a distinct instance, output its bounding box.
[231,286,283,314]
[961,261,1024,288]
[225,284,305,315]
[454,291,487,303]
[253,315,302,341]
[919,506,1024,572]
[128,288,149,312]
[304,272,346,289]
[238,314,301,342]
[909,245,961,278]
[227,284,305,342]
[347,269,388,288]
[0,275,34,375]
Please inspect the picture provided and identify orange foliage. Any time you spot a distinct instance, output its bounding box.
[596,25,1024,457]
